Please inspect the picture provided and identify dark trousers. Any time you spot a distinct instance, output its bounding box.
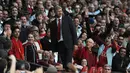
[57,41,73,69]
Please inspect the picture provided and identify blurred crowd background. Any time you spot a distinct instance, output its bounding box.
[0,0,130,73]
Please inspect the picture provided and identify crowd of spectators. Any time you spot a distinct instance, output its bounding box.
[0,0,130,73]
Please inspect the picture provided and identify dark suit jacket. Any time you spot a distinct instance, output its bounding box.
[49,15,78,52]
[112,53,129,73]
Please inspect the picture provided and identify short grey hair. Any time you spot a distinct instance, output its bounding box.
[104,64,112,69]
[55,5,62,11]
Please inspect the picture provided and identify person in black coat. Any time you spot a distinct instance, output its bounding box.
[112,47,129,73]
[126,34,130,58]
[23,33,38,63]
[49,6,78,70]
[40,29,51,51]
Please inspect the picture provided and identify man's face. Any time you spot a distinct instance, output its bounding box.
[46,0,52,9]
[16,0,22,8]
[75,5,80,13]
[21,16,27,23]
[120,49,126,57]
[37,14,43,23]
[56,8,63,17]
[103,66,111,73]
[74,18,80,26]
[12,8,18,17]
[118,37,124,46]
[3,11,8,19]
[13,28,20,38]
[14,21,22,28]
[4,24,11,31]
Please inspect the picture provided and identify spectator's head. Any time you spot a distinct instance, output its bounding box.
[86,38,94,49]
[11,7,18,17]
[20,15,27,24]
[117,36,124,46]
[31,26,39,40]
[28,0,35,7]
[12,2,19,9]
[103,64,111,73]
[37,4,44,12]
[119,28,126,35]
[3,23,11,31]
[52,0,59,7]
[74,17,80,27]
[45,0,53,10]
[100,20,106,32]
[113,18,119,31]
[114,17,119,25]
[88,3,95,12]
[16,0,22,9]
[35,11,43,23]
[46,66,57,73]
[81,59,87,66]
[61,2,67,9]
[105,37,111,46]
[36,0,43,7]
[74,4,81,13]
[0,58,7,73]
[12,27,20,39]
[119,47,126,57]
[42,51,50,61]
[77,39,83,47]
[96,15,102,23]
[28,33,35,43]
[3,10,9,21]
[114,6,122,15]
[55,6,63,18]
[14,20,22,29]
[80,32,87,40]
[48,7,55,18]
[76,14,82,23]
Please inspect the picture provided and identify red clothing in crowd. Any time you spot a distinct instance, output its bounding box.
[8,37,24,60]
[73,46,83,64]
[80,66,88,73]
[80,47,97,68]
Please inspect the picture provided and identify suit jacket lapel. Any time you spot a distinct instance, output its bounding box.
[62,16,65,31]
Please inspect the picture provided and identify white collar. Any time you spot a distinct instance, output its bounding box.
[57,16,62,20]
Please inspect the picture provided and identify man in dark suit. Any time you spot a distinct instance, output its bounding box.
[49,6,78,70]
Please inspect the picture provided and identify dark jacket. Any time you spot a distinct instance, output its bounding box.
[126,41,130,58]
[40,36,51,51]
[49,15,78,52]
[24,42,38,63]
[112,53,129,73]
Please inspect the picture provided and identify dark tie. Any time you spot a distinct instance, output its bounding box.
[57,19,61,40]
